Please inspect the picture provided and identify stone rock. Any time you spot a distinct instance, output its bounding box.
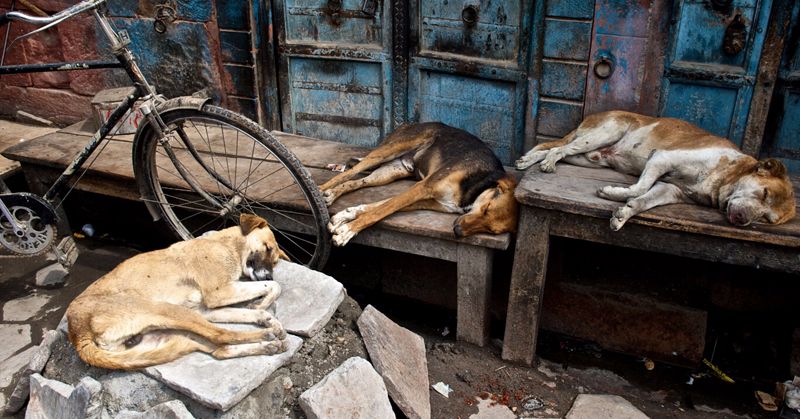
[6,330,63,413]
[3,295,52,322]
[143,331,303,411]
[26,374,102,419]
[0,323,32,362]
[16,110,55,127]
[469,397,516,419]
[272,260,345,337]
[357,305,430,419]
[115,400,195,419]
[0,346,37,388]
[565,394,649,419]
[57,315,69,335]
[35,263,69,287]
[298,357,395,419]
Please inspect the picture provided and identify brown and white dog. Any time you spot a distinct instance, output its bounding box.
[516,111,795,230]
[67,214,290,370]
[320,122,519,246]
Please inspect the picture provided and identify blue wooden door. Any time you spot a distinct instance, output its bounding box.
[407,0,533,165]
[273,0,393,147]
[659,0,773,147]
[762,0,800,172]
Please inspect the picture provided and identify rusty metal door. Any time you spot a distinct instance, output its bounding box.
[659,0,773,148]
[272,0,393,147]
[406,0,533,165]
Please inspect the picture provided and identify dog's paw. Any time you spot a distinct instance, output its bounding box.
[332,224,356,247]
[329,206,363,232]
[597,185,623,200]
[322,189,337,206]
[516,151,547,170]
[539,159,557,173]
[610,205,633,230]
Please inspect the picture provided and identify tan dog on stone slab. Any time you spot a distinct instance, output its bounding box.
[67,214,291,370]
[516,111,795,230]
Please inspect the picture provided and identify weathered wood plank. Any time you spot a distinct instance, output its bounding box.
[456,245,494,346]
[516,163,800,247]
[501,207,551,365]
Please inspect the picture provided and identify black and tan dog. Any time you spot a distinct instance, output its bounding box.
[67,214,290,370]
[320,122,519,246]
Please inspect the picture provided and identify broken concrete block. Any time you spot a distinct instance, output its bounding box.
[35,263,69,287]
[115,400,195,419]
[565,394,649,419]
[3,295,51,322]
[358,305,430,419]
[0,324,32,362]
[299,357,395,419]
[143,330,302,412]
[0,346,37,389]
[26,374,102,419]
[6,330,62,413]
[272,260,345,337]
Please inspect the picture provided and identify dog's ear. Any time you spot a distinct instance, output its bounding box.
[755,158,787,177]
[240,213,268,235]
[496,173,518,193]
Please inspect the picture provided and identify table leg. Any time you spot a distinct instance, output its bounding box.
[502,207,551,365]
[456,244,494,346]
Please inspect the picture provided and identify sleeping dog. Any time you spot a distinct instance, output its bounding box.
[67,214,290,370]
[319,122,519,246]
[516,111,795,230]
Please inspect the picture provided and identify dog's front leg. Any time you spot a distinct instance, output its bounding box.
[202,308,287,340]
[610,181,688,230]
[201,281,281,309]
[323,159,413,205]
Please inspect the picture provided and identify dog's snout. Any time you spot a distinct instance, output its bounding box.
[728,208,748,226]
[453,224,464,237]
[246,255,273,281]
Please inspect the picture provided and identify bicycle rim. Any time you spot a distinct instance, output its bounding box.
[135,106,330,269]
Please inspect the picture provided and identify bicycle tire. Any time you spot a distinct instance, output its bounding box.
[132,105,331,269]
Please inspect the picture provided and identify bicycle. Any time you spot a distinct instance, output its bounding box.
[0,0,331,268]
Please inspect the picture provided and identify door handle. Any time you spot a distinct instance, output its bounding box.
[328,0,342,25]
[593,55,615,79]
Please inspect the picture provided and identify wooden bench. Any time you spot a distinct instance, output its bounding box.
[2,121,514,346]
[501,163,800,365]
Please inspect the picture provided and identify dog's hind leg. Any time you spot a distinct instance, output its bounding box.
[202,308,286,339]
[539,122,630,173]
[322,158,414,205]
[212,340,290,359]
[200,281,281,309]
[516,130,576,170]
[609,181,689,230]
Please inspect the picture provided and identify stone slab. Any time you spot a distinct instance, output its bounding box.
[272,260,345,337]
[0,323,32,363]
[358,305,430,419]
[143,332,303,412]
[565,394,649,419]
[115,400,195,419]
[3,295,51,321]
[26,374,102,419]
[299,357,395,419]
[6,330,62,413]
[0,346,36,388]
[469,398,516,419]
[35,263,69,287]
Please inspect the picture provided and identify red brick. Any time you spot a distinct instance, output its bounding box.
[0,85,25,116]
[60,14,115,95]
[540,282,707,367]
[9,87,93,125]
[0,15,32,87]
[24,28,70,89]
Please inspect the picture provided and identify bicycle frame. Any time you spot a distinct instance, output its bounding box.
[0,0,159,205]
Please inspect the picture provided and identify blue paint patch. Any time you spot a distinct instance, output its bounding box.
[663,82,738,143]
[546,0,594,19]
[106,0,137,18]
[537,99,584,138]
[541,61,587,101]
[176,0,214,22]
[220,31,253,65]
[543,19,592,61]
[217,0,250,30]
[224,65,255,97]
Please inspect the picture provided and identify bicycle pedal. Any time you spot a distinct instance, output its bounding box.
[54,236,79,268]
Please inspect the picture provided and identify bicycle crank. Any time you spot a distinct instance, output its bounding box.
[0,193,58,256]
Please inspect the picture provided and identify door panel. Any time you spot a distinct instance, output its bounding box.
[409,0,532,165]
[660,0,772,146]
[274,0,393,146]
[414,71,521,164]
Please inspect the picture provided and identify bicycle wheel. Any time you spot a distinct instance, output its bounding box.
[133,105,331,269]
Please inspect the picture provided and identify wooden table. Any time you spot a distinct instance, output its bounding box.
[2,121,513,347]
[501,163,800,365]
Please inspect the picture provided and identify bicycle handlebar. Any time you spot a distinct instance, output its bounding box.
[0,0,105,27]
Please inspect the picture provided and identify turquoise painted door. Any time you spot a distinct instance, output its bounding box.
[659,0,773,148]
[762,0,800,172]
[273,0,393,147]
[407,0,533,165]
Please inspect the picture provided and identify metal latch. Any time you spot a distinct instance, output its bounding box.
[361,0,378,16]
[723,14,747,55]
